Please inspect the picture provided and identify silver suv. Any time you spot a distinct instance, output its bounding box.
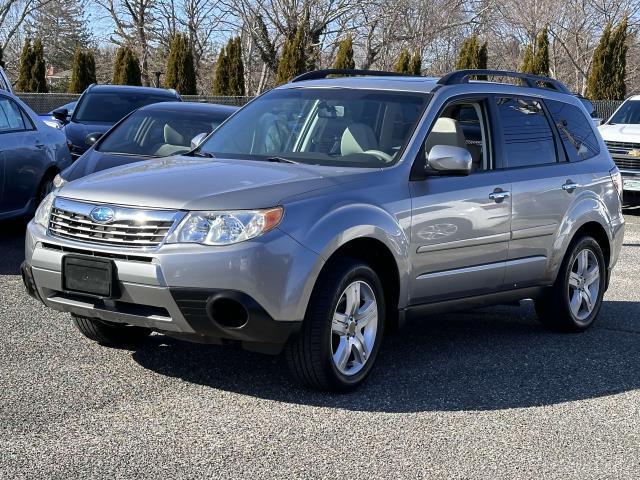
[22,69,625,391]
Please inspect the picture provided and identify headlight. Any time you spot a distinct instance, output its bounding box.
[34,193,55,227]
[53,173,67,188]
[167,207,283,245]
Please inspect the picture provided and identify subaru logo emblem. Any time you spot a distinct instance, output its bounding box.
[90,206,115,224]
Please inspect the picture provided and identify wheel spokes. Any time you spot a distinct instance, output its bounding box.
[352,333,368,364]
[569,272,581,288]
[344,282,361,316]
[334,337,352,371]
[577,249,589,275]
[332,312,349,335]
[355,300,376,328]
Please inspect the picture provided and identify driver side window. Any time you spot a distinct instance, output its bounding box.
[423,100,491,172]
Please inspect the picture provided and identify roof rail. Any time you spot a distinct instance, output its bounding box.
[437,69,571,94]
[292,69,416,83]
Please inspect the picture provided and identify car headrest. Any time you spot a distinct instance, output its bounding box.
[424,117,466,153]
[341,123,379,156]
[164,124,184,146]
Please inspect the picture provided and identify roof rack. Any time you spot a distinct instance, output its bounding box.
[292,69,417,83]
[437,69,571,94]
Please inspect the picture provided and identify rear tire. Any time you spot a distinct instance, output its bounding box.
[286,259,385,392]
[535,236,606,332]
[72,314,151,347]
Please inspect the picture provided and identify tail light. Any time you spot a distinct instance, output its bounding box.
[610,167,623,200]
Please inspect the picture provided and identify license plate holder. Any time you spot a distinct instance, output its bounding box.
[62,255,115,298]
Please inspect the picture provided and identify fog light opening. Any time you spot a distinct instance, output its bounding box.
[207,297,249,329]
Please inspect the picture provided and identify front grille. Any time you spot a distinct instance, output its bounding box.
[605,141,640,170]
[48,198,180,248]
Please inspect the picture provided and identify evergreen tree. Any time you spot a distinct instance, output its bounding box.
[410,51,422,75]
[456,35,487,70]
[587,23,613,99]
[113,46,142,86]
[394,49,411,74]
[227,37,245,96]
[165,33,197,95]
[533,27,550,76]
[29,0,91,72]
[30,37,48,93]
[610,17,628,100]
[276,27,306,85]
[521,28,549,76]
[69,45,95,93]
[333,36,355,70]
[520,44,534,74]
[212,47,229,95]
[17,39,34,92]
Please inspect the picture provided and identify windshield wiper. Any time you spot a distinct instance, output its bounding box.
[266,156,299,164]
[191,150,215,158]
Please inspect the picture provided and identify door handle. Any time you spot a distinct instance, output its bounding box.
[489,189,511,202]
[562,181,580,192]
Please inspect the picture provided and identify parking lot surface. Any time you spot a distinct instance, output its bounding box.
[1,211,639,479]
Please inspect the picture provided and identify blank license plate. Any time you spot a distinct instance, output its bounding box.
[62,256,114,297]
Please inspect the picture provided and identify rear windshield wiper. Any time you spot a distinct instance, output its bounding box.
[266,156,299,164]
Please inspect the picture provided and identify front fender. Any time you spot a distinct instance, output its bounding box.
[280,202,412,311]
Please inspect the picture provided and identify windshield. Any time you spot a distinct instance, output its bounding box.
[73,92,174,123]
[198,88,429,167]
[98,108,229,157]
[609,100,640,124]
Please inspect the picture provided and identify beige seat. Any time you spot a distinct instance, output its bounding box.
[341,123,379,156]
[154,124,187,157]
[424,117,467,152]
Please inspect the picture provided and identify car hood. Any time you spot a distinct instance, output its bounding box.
[64,122,113,150]
[62,151,154,182]
[598,123,640,142]
[58,156,373,210]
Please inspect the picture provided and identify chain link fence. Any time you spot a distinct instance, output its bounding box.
[591,100,621,121]
[17,92,622,122]
[16,93,253,115]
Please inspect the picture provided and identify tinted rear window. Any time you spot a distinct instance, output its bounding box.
[495,97,557,168]
[73,92,175,123]
[546,100,599,161]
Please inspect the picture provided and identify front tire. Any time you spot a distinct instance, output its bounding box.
[72,314,152,347]
[535,236,606,332]
[286,259,385,391]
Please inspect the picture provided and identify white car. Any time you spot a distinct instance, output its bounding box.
[598,96,640,203]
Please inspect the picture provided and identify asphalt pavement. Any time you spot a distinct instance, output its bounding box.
[1,211,639,479]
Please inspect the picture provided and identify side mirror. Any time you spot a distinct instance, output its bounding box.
[427,145,472,175]
[85,132,104,146]
[191,132,208,149]
[52,108,69,123]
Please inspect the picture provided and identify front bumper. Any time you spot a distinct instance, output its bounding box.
[620,169,640,192]
[24,221,320,352]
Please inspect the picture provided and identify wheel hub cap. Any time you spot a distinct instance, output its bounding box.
[330,280,378,376]
[568,248,600,322]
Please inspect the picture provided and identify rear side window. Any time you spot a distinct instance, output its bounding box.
[545,100,600,161]
[495,97,557,168]
[0,97,26,132]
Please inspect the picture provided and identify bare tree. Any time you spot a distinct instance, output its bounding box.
[95,0,157,85]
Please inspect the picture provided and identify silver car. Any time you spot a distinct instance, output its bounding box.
[1,90,71,220]
[22,69,625,391]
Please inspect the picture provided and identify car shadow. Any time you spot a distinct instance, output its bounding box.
[132,300,640,413]
[0,219,28,275]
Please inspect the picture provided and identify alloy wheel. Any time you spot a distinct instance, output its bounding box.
[567,248,601,322]
[330,280,379,376]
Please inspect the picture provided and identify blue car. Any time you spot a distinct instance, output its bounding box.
[55,101,237,184]
[39,101,76,129]
[54,84,181,160]
[0,90,71,220]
